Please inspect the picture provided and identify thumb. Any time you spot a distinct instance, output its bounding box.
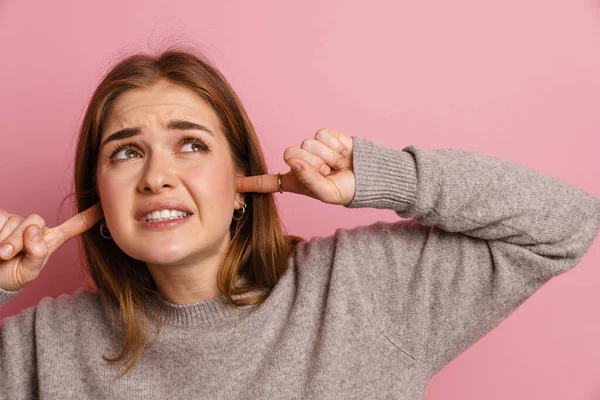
[20,224,49,280]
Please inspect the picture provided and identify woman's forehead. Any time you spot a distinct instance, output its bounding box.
[102,82,221,137]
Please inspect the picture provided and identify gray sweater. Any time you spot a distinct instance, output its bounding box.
[1,136,599,399]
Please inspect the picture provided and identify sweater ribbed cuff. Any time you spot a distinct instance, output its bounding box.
[345,136,417,213]
[0,287,21,305]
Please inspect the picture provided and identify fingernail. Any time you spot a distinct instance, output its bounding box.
[292,163,303,172]
[336,158,345,169]
[320,164,331,175]
[341,149,349,157]
[0,244,14,258]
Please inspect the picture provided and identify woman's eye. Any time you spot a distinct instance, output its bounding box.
[113,148,140,160]
[180,139,209,153]
[181,142,202,152]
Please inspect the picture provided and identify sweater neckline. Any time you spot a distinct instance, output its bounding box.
[153,294,239,328]
[143,290,258,329]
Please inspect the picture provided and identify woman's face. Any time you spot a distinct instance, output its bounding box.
[96,80,244,265]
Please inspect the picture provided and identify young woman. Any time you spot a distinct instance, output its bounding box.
[1,48,599,399]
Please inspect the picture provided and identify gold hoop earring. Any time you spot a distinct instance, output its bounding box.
[233,202,247,221]
[100,220,112,239]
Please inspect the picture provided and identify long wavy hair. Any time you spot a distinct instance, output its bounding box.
[73,46,303,378]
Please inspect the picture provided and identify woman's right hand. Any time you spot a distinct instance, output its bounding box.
[0,203,103,292]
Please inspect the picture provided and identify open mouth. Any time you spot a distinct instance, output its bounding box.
[141,209,191,222]
[137,208,193,230]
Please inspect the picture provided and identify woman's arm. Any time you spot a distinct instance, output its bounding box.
[0,205,102,395]
[340,136,600,376]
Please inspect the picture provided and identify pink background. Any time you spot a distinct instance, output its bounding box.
[1,0,599,398]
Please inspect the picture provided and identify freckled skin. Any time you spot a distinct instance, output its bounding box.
[96,80,244,303]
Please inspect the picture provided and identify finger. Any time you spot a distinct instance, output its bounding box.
[20,224,49,279]
[0,215,45,260]
[48,203,104,249]
[285,157,334,201]
[0,209,9,230]
[237,174,280,194]
[300,139,347,171]
[0,215,24,244]
[284,147,332,176]
[314,129,351,158]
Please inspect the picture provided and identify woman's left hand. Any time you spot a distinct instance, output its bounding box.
[237,128,356,206]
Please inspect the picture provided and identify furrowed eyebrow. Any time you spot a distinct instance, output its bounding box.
[100,119,215,148]
[167,119,214,135]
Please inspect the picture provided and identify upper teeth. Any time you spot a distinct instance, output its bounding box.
[144,209,189,222]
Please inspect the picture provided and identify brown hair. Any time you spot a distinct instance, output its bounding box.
[72,46,303,378]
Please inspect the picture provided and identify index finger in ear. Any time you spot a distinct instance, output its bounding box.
[237,174,280,193]
[51,202,104,246]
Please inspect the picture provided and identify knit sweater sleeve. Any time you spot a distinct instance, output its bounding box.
[340,136,600,377]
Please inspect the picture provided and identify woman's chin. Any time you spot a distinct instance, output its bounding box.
[146,251,194,265]
[121,246,192,266]
[112,234,190,261]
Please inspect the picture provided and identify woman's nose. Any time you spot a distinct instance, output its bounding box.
[137,153,178,193]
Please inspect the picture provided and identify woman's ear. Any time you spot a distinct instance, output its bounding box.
[235,170,246,206]
[235,192,246,206]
